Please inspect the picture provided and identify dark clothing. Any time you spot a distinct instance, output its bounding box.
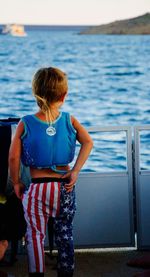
[0,125,11,194]
[0,193,26,241]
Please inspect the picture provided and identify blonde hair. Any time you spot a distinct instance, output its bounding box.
[32,67,68,113]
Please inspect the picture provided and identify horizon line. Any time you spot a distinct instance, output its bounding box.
[0,23,93,27]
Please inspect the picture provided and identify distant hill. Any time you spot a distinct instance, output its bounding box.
[80,13,150,35]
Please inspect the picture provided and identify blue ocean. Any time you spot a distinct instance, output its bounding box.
[0,30,150,172]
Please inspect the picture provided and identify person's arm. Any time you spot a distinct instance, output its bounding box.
[9,121,25,199]
[62,116,93,192]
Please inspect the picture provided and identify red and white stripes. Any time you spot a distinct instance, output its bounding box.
[22,181,60,273]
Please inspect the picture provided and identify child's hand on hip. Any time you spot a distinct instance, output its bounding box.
[61,170,78,192]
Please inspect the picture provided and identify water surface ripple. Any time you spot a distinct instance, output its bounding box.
[0,32,150,171]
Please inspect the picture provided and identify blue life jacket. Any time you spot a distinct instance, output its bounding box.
[21,112,76,173]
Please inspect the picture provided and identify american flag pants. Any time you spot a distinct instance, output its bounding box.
[22,177,76,274]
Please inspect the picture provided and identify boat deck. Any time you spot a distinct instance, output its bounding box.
[1,249,150,277]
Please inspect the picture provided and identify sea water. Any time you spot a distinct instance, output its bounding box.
[0,30,150,171]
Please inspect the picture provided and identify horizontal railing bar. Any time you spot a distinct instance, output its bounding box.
[88,126,150,132]
[139,170,150,175]
[134,125,150,131]
[79,171,128,177]
[87,126,131,132]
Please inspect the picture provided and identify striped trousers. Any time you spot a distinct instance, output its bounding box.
[22,177,76,275]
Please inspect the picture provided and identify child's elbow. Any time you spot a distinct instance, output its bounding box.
[86,138,94,149]
[89,138,94,149]
[9,153,19,165]
[9,156,15,166]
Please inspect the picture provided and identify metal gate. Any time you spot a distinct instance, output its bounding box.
[134,126,150,249]
[73,126,135,248]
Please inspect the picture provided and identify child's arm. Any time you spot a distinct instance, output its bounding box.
[9,121,25,199]
[62,116,93,192]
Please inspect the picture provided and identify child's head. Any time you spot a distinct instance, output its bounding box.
[32,67,68,112]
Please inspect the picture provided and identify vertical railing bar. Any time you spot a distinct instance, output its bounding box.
[126,126,135,246]
[134,126,141,249]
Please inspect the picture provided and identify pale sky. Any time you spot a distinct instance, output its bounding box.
[0,0,150,25]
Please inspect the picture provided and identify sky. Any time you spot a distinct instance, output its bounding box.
[0,0,150,25]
